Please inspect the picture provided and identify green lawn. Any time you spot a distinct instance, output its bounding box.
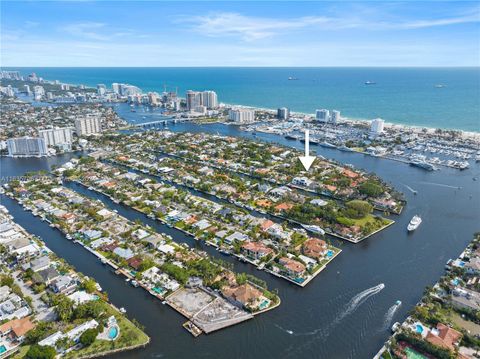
[63,302,149,359]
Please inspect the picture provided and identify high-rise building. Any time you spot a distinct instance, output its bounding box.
[316,109,330,122]
[38,127,74,147]
[330,110,340,124]
[0,86,14,97]
[112,83,120,94]
[228,108,255,123]
[33,86,45,100]
[148,92,159,106]
[186,90,218,110]
[97,84,107,96]
[0,71,21,80]
[277,107,290,120]
[74,117,102,136]
[7,137,47,157]
[186,90,202,111]
[370,118,385,134]
[202,91,218,109]
[23,85,31,94]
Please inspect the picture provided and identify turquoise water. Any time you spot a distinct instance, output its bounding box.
[108,326,118,339]
[415,324,424,334]
[0,345,6,354]
[3,67,479,131]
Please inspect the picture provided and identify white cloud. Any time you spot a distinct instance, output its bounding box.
[181,9,480,42]
[62,22,110,41]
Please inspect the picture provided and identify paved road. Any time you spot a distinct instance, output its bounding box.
[13,270,57,322]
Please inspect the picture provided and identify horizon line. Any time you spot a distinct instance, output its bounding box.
[2,66,480,69]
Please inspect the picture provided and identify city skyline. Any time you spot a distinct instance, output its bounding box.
[2,1,479,67]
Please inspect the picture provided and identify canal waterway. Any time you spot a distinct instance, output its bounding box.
[1,106,479,359]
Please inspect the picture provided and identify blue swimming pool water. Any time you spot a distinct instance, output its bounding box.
[327,250,334,258]
[0,345,7,354]
[259,300,269,310]
[415,324,424,334]
[108,326,118,339]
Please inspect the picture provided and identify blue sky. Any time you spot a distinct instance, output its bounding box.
[1,1,479,66]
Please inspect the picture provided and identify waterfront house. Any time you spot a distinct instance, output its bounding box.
[50,275,77,294]
[310,198,328,206]
[97,208,114,220]
[241,241,274,260]
[464,257,480,275]
[33,267,60,285]
[274,202,294,212]
[23,255,51,272]
[113,247,134,260]
[225,232,249,245]
[292,177,313,188]
[90,237,113,249]
[266,224,291,241]
[193,219,212,231]
[127,257,143,271]
[260,220,275,231]
[302,238,328,259]
[278,257,306,278]
[67,291,97,306]
[222,283,264,309]
[82,229,102,241]
[425,323,462,352]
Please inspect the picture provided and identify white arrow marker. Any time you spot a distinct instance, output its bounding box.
[299,129,316,171]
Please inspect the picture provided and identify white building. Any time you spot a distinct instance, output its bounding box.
[7,137,48,157]
[228,108,255,123]
[39,127,74,148]
[330,110,340,124]
[97,84,106,96]
[202,91,218,109]
[315,109,330,122]
[186,90,218,110]
[33,86,45,100]
[277,107,290,120]
[112,83,120,94]
[74,117,102,136]
[370,118,385,134]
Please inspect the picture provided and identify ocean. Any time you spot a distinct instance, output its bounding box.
[3,67,480,132]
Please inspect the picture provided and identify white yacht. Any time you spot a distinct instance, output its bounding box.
[407,215,422,232]
[301,224,325,236]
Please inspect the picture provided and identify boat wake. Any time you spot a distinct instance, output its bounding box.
[335,283,385,323]
[402,183,417,193]
[280,283,386,357]
[419,181,460,189]
[383,301,401,330]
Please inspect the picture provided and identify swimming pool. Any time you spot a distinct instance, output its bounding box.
[326,250,334,258]
[258,299,270,310]
[415,324,424,334]
[0,345,7,354]
[153,287,166,295]
[108,326,119,340]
